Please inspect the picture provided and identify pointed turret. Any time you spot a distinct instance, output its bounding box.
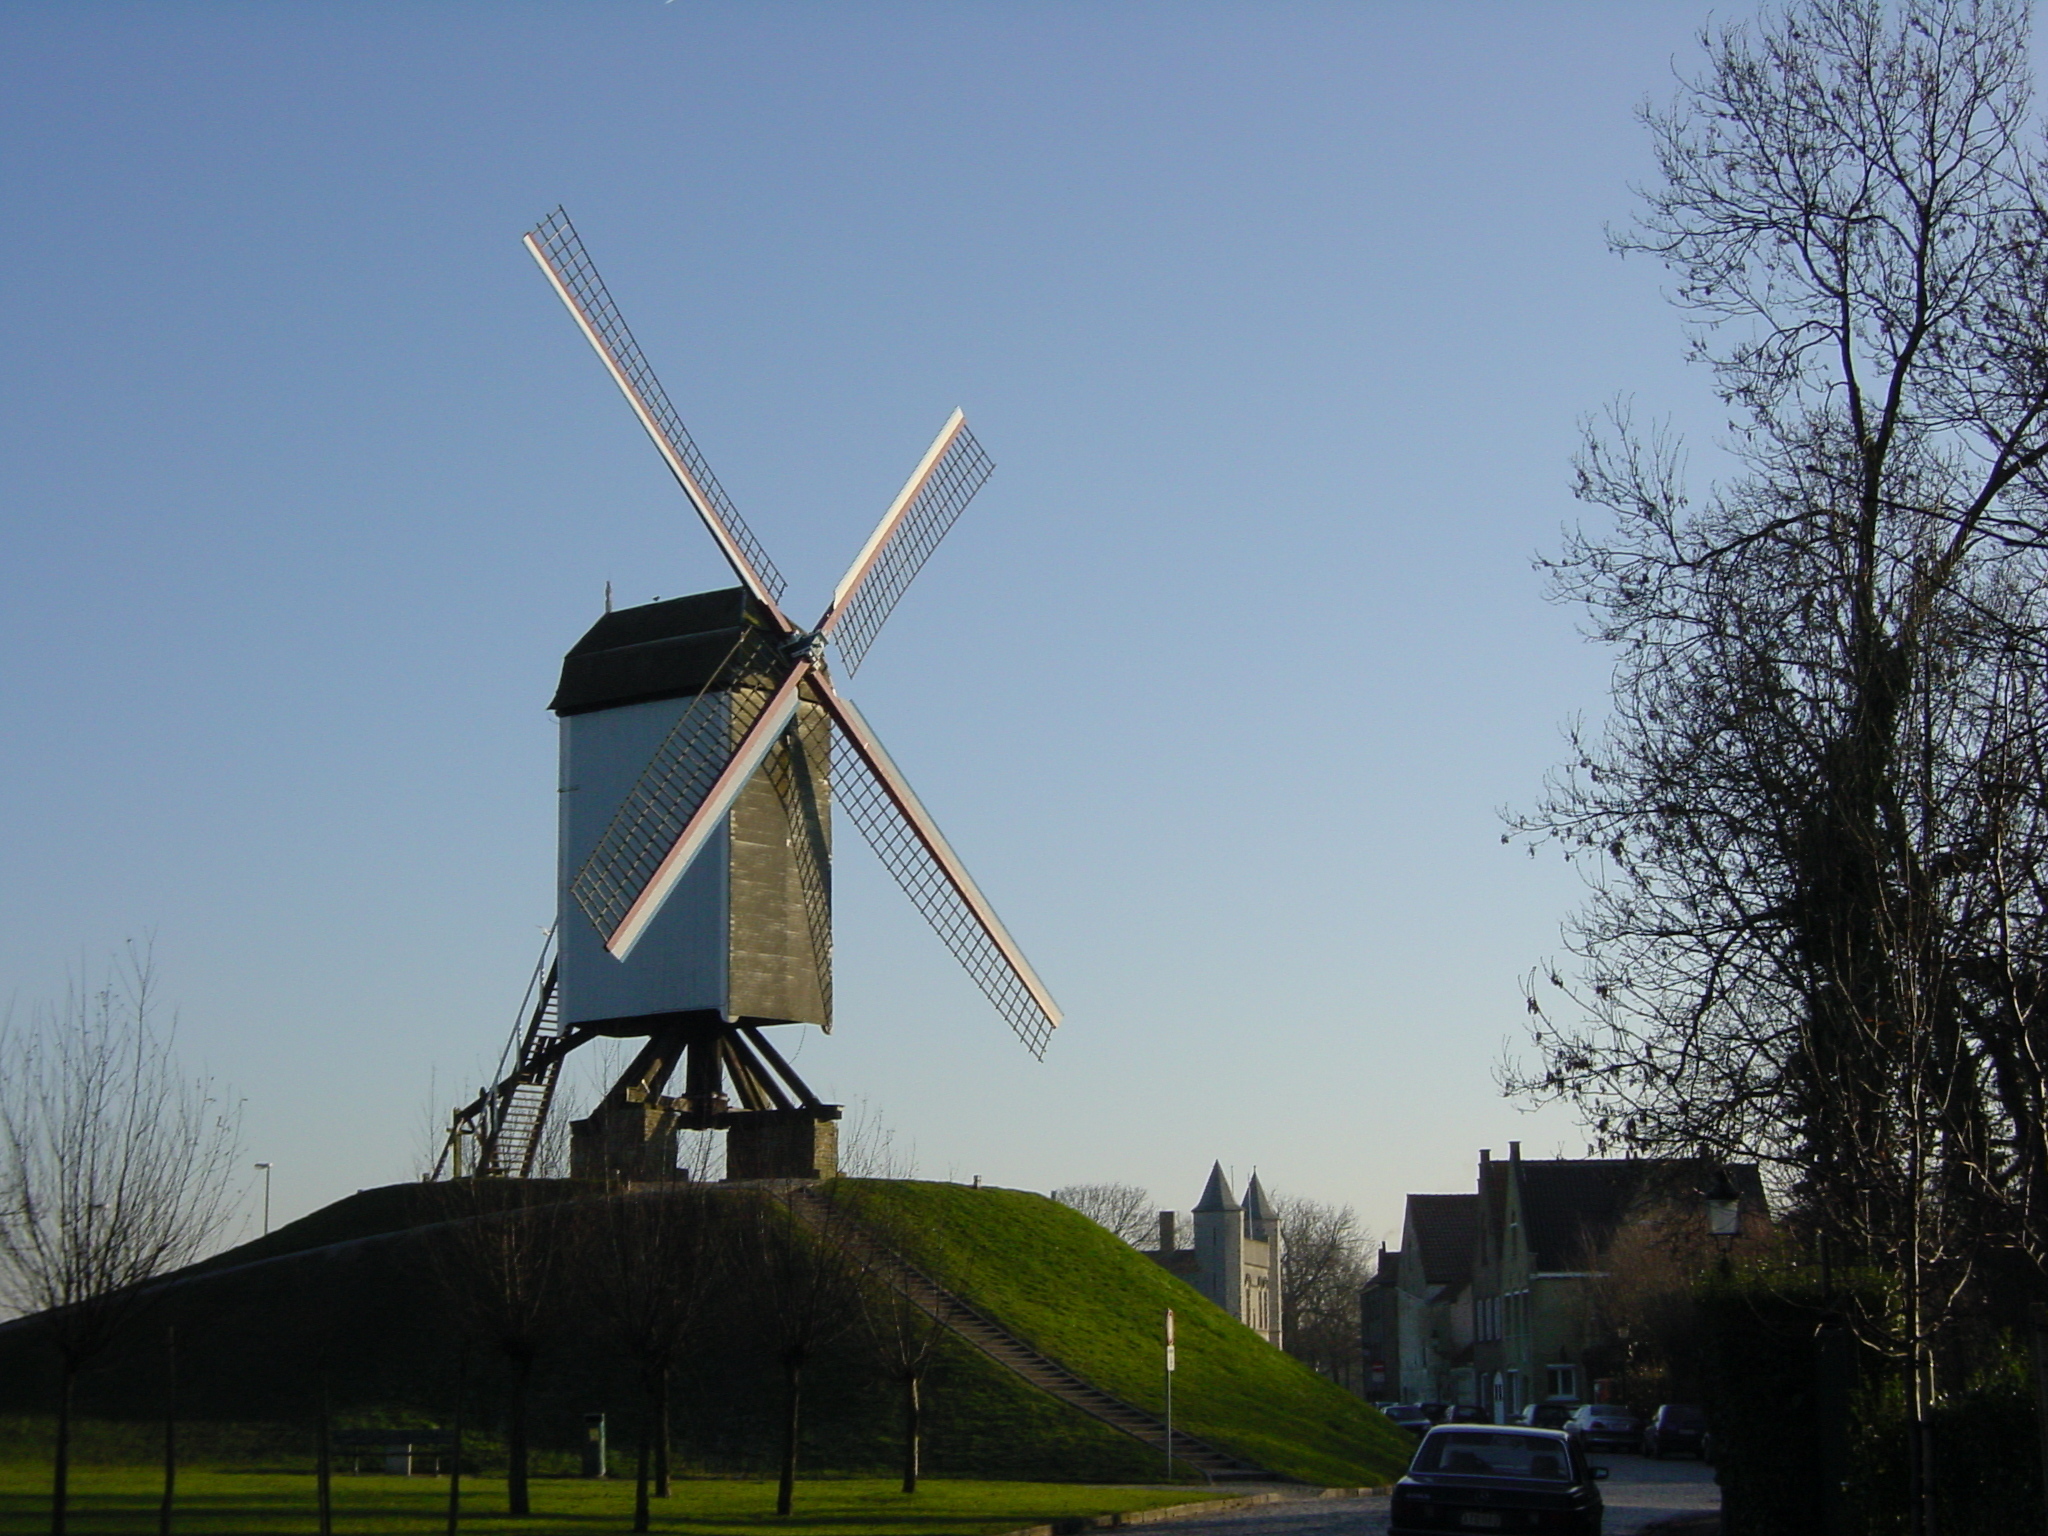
[1243,1170,1279,1241]
[1193,1161,1241,1213]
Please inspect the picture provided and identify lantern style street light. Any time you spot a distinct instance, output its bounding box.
[1704,1169,1741,1274]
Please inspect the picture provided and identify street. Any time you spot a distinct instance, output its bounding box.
[1142,1453,1719,1536]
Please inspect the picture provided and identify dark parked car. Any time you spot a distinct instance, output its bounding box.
[1391,1425,1608,1535]
[1383,1403,1433,1436]
[1518,1399,1582,1430]
[1448,1403,1493,1424]
[1641,1403,1707,1459]
[1564,1403,1642,1453]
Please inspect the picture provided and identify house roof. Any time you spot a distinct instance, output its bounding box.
[1514,1158,1769,1271]
[1405,1193,1479,1290]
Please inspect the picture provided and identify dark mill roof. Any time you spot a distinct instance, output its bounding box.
[551,586,784,716]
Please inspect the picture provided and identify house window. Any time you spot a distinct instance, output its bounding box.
[1546,1365,1579,1400]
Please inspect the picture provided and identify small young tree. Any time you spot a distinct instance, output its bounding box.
[425,1183,569,1518]
[737,1188,863,1516]
[574,1184,728,1531]
[0,946,241,1536]
[833,1189,950,1494]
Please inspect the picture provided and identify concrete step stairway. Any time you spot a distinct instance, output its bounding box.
[785,1187,1277,1483]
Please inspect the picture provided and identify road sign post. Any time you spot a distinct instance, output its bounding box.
[1164,1308,1176,1481]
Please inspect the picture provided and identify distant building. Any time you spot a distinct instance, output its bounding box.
[1141,1163,1284,1348]
[1359,1244,1400,1400]
[1392,1191,1480,1406]
[1377,1142,1769,1418]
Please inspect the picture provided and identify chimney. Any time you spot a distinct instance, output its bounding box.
[1158,1211,1177,1252]
[1480,1148,1491,1166]
[1509,1141,1522,1166]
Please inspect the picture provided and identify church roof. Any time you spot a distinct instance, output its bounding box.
[1193,1161,1241,1213]
[1242,1172,1278,1223]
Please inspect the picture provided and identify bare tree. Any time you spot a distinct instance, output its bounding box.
[425,1183,569,1519]
[1052,1183,1157,1247]
[1507,3,2048,1528]
[837,1100,916,1180]
[1272,1193,1372,1383]
[737,1187,863,1516]
[0,945,241,1536]
[835,1191,950,1493]
[573,1184,728,1531]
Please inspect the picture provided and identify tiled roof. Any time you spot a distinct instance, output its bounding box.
[1406,1192,1480,1289]
[1515,1158,1768,1271]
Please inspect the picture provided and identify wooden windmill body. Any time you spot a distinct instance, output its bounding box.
[444,210,1059,1184]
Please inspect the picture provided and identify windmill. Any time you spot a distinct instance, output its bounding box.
[443,209,1059,1185]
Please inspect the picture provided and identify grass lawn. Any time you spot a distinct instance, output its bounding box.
[838,1182,1413,1488]
[0,1467,1230,1535]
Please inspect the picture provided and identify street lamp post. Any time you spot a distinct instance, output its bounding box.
[254,1163,272,1236]
[1704,1170,1741,1276]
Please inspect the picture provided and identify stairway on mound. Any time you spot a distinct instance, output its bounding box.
[784,1188,1277,1483]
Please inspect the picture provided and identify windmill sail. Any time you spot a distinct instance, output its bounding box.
[813,678,1060,1058]
[820,410,995,673]
[524,208,790,614]
[569,626,810,957]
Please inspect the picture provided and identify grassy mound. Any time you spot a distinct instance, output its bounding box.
[0,1178,1408,1490]
[838,1180,1413,1486]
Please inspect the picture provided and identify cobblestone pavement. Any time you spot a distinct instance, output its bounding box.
[1133,1452,1719,1536]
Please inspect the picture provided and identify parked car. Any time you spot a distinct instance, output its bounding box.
[1382,1403,1433,1436]
[1641,1403,1707,1459]
[1518,1399,1582,1430]
[1391,1425,1608,1536]
[1419,1401,1451,1424]
[1564,1403,1642,1453]
[1448,1403,1493,1424]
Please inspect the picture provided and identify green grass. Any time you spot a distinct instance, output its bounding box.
[835,1181,1414,1488]
[0,1465,1225,1535]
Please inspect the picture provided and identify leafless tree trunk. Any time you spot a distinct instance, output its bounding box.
[1051,1184,1157,1248]
[570,1183,728,1529]
[424,1183,569,1519]
[841,1200,949,1493]
[1272,1194,1372,1383]
[1506,4,2048,1528]
[737,1187,861,1516]
[0,944,241,1536]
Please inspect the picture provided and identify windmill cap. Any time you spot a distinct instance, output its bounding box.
[551,587,783,716]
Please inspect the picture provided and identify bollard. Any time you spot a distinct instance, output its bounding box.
[582,1413,607,1479]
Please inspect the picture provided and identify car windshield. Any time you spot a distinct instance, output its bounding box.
[1418,1432,1572,1481]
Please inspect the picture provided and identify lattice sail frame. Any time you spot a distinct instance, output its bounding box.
[830,723,1055,1058]
[569,629,786,943]
[526,208,788,608]
[825,418,994,674]
[530,206,1060,1056]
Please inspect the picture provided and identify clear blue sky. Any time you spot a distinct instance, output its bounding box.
[3,1,1773,1247]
